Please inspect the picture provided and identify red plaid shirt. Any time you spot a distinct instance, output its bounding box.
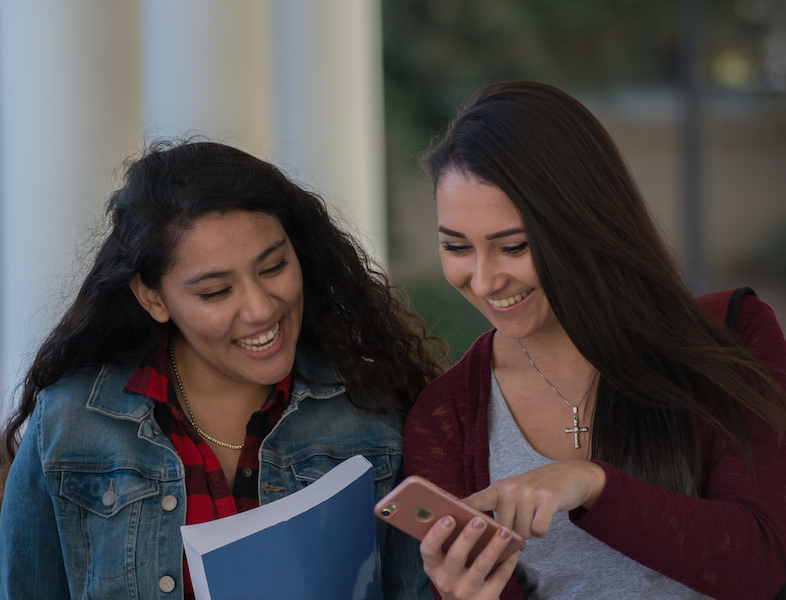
[124,334,291,599]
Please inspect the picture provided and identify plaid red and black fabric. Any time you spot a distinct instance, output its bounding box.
[124,333,292,599]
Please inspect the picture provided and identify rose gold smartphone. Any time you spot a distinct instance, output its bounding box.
[374,475,524,565]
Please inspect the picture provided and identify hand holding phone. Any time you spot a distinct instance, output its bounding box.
[374,475,524,565]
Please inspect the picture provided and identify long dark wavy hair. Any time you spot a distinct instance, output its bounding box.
[3,138,447,461]
[422,80,786,494]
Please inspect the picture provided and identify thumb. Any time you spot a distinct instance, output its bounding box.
[463,485,500,513]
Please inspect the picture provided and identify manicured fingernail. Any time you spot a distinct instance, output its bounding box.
[441,516,455,528]
[471,517,486,529]
[498,528,511,540]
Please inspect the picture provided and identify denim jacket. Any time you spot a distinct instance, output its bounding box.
[0,346,430,599]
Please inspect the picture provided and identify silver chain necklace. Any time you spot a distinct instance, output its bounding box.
[517,338,592,449]
[169,339,244,450]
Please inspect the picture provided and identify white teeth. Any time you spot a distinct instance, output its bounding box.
[488,292,527,308]
[235,323,280,351]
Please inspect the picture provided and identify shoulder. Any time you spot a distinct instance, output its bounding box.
[695,288,784,343]
[696,288,786,375]
[36,363,153,430]
[406,330,495,435]
[695,288,737,321]
[290,346,403,433]
[293,345,340,384]
[694,287,779,329]
[417,330,494,403]
[38,361,146,414]
[10,362,175,481]
[37,363,109,413]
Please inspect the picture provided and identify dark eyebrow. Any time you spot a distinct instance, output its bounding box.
[437,226,526,241]
[182,238,287,286]
[437,226,465,239]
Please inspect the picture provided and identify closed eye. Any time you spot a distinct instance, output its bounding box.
[502,242,529,255]
[261,258,288,276]
[441,242,471,253]
[200,288,230,301]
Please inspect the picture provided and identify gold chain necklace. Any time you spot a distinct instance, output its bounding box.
[517,339,592,449]
[169,340,244,450]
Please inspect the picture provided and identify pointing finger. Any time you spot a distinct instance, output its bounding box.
[464,486,500,513]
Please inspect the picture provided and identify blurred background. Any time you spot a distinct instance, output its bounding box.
[382,0,786,359]
[1,0,784,420]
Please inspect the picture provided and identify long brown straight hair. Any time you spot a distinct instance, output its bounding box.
[422,80,786,494]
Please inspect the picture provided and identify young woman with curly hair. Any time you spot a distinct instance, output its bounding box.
[0,139,446,599]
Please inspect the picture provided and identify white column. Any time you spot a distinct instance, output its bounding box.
[139,0,273,159]
[0,1,144,412]
[1,0,386,420]
[271,0,388,266]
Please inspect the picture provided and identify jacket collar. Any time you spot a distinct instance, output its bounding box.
[85,345,346,418]
[291,345,346,401]
[86,362,155,421]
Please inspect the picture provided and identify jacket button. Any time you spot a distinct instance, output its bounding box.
[101,491,117,507]
[161,495,178,511]
[159,575,176,592]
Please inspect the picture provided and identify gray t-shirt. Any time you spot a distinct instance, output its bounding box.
[488,372,710,599]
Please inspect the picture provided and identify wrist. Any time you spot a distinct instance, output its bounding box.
[582,461,607,509]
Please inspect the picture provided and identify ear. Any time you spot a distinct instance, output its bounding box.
[129,274,171,324]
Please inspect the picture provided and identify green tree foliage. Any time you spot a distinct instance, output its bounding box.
[382,0,680,159]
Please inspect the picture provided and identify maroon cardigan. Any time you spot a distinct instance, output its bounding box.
[403,290,786,600]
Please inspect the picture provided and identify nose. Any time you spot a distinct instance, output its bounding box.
[238,281,276,323]
[471,252,503,299]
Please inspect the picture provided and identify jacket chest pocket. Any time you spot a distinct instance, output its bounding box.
[290,452,397,503]
[58,470,160,584]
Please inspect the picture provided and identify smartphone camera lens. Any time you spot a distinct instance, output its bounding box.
[380,503,398,517]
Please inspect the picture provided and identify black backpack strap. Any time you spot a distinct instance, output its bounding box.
[724,287,757,332]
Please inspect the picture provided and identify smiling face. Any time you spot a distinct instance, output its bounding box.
[132,210,304,393]
[436,170,562,344]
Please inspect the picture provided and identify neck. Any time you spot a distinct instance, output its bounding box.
[495,327,585,373]
[494,330,597,405]
[170,337,273,413]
